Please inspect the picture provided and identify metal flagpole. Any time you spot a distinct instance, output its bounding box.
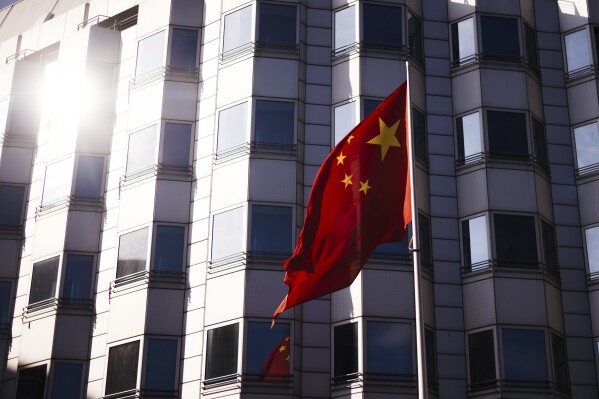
[405,61,428,399]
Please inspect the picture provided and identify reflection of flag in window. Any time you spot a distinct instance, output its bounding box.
[259,336,290,380]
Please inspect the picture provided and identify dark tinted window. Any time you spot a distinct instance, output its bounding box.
[532,118,548,167]
[250,205,292,256]
[0,185,25,226]
[154,225,185,273]
[366,321,412,378]
[372,223,411,260]
[258,4,297,46]
[425,329,437,387]
[16,365,47,399]
[334,322,358,378]
[468,330,496,389]
[205,324,239,379]
[419,213,432,268]
[481,16,520,60]
[62,254,93,300]
[494,214,537,265]
[254,100,294,147]
[541,221,558,275]
[163,123,191,167]
[74,156,104,198]
[413,107,426,161]
[487,111,528,157]
[29,257,59,304]
[0,281,11,325]
[246,322,290,379]
[551,334,569,392]
[363,99,381,119]
[595,27,599,65]
[524,24,539,71]
[145,339,178,391]
[170,29,198,70]
[408,13,423,60]
[116,228,149,278]
[50,363,82,399]
[451,23,460,61]
[363,4,402,48]
[105,341,140,395]
[502,329,547,383]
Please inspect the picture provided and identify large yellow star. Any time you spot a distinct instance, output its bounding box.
[336,152,346,165]
[367,117,401,161]
[342,174,353,188]
[359,180,372,195]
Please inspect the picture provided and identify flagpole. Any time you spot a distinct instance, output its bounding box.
[405,61,428,399]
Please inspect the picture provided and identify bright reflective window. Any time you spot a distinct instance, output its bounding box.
[462,215,489,271]
[246,322,290,379]
[170,29,198,70]
[258,3,296,46]
[116,228,149,278]
[135,30,165,77]
[154,225,185,273]
[334,6,355,52]
[126,125,157,174]
[334,102,356,145]
[574,122,599,174]
[250,205,292,256]
[43,158,72,204]
[211,207,244,261]
[217,102,248,153]
[452,18,476,63]
[223,6,252,54]
[366,321,412,378]
[29,257,59,304]
[502,329,548,383]
[0,185,24,226]
[62,254,93,300]
[74,156,104,198]
[585,226,599,277]
[456,112,482,163]
[163,123,191,167]
[565,29,591,73]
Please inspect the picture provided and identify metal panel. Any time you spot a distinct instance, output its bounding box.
[452,70,481,115]
[578,180,599,225]
[545,283,565,333]
[487,169,536,212]
[244,270,288,318]
[65,211,102,252]
[361,57,406,99]
[481,69,528,110]
[32,212,68,259]
[127,83,164,131]
[463,278,495,330]
[216,59,253,108]
[154,180,192,223]
[146,288,185,334]
[362,269,415,318]
[0,239,19,278]
[457,168,488,218]
[205,270,244,325]
[53,315,91,359]
[18,315,56,365]
[589,290,599,336]
[495,278,547,325]
[332,59,356,104]
[0,146,33,183]
[118,182,155,230]
[567,81,599,126]
[527,74,544,119]
[248,159,296,203]
[332,273,362,322]
[535,174,553,221]
[211,160,249,212]
[253,58,300,98]
[107,288,147,342]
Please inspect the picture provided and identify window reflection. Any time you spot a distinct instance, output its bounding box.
[502,329,548,384]
[366,321,412,379]
[116,228,149,278]
[246,322,290,379]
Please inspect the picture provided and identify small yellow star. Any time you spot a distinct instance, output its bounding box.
[359,180,372,195]
[342,174,353,188]
[336,152,346,165]
[285,337,290,341]
[279,345,287,353]
[347,134,355,144]
[285,355,290,362]
[367,117,401,161]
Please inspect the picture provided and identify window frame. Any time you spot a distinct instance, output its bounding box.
[16,363,48,399]
[466,327,499,391]
[203,321,243,382]
[484,108,531,160]
[251,97,297,151]
[140,336,181,394]
[450,15,477,66]
[455,110,484,165]
[243,319,292,380]
[248,202,295,259]
[363,318,415,381]
[331,319,362,382]
[499,327,550,387]
[0,280,13,329]
[158,121,194,169]
[478,14,522,62]
[539,218,558,277]
[550,331,570,393]
[104,338,142,396]
[215,100,251,156]
[255,2,299,49]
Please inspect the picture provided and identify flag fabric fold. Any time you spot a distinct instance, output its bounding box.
[259,336,291,380]
[274,81,412,320]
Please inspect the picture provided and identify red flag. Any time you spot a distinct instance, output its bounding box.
[274,82,412,320]
[259,336,291,380]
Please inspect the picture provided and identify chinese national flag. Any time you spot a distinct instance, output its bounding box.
[273,82,412,320]
[260,336,291,380]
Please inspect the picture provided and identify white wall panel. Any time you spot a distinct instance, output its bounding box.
[107,288,147,342]
[154,180,191,222]
[463,278,495,330]
[184,307,204,335]
[32,212,68,259]
[136,0,171,39]
[128,83,164,130]
[65,211,102,252]
[253,58,299,98]
[162,81,198,121]
[362,269,415,318]
[146,288,184,334]
[361,58,406,99]
[185,284,205,311]
[210,161,249,212]
[19,315,55,365]
[53,315,91,359]
[487,169,536,212]
[118,181,155,230]
[0,147,33,183]
[93,311,110,336]
[495,278,547,325]
[481,69,527,109]
[8,61,44,137]
[248,159,296,203]
[216,59,253,108]
[244,270,288,318]
[37,14,66,50]
[77,117,112,154]
[87,355,106,383]
[205,271,244,325]
[0,37,18,71]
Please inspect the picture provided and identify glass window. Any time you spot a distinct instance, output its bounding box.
[74,156,104,198]
[551,334,569,392]
[205,324,239,380]
[480,16,520,60]
[211,207,244,261]
[258,3,297,46]
[524,24,539,71]
[223,5,252,55]
[363,99,381,119]
[594,27,599,64]
[16,365,47,399]
[105,341,140,395]
[250,205,292,256]
[170,29,198,70]
[62,254,93,301]
[334,6,355,52]
[217,102,248,153]
[126,125,157,174]
[456,112,482,164]
[246,322,290,379]
[565,29,591,73]
[154,225,185,273]
[462,215,490,271]
[541,221,558,275]
[494,214,537,266]
[574,122,599,174]
[372,223,412,260]
[487,111,528,157]
[163,123,191,167]
[116,228,149,279]
[29,257,59,304]
[0,98,8,134]
[418,213,432,269]
[334,102,356,145]
[451,18,476,63]
[412,107,426,161]
[135,30,165,77]
[334,322,358,378]
[145,339,178,392]
[425,328,437,388]
[468,330,496,389]
[50,363,82,399]
[502,329,548,384]
[532,118,548,168]
[408,12,423,60]
[0,185,25,226]
[254,100,294,147]
[585,226,599,278]
[0,281,11,326]
[366,321,412,378]
[43,158,72,204]
[363,4,402,48]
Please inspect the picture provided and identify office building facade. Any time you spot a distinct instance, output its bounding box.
[0,0,598,397]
